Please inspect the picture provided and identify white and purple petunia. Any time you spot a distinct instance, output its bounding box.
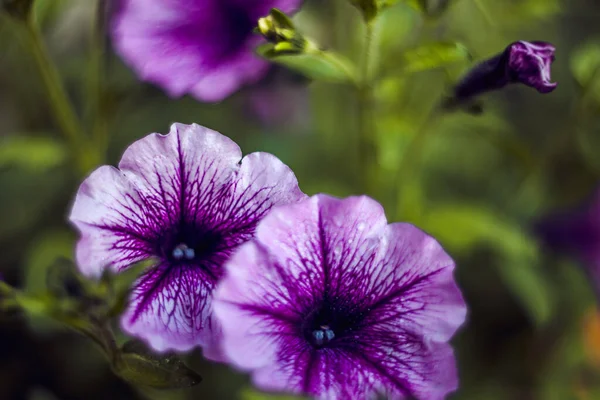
[214,195,467,400]
[450,40,557,103]
[110,0,304,102]
[69,123,306,356]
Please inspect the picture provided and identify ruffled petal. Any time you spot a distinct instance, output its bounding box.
[508,41,557,93]
[214,242,303,369]
[70,165,158,277]
[214,151,308,252]
[362,223,466,343]
[70,123,243,277]
[232,195,387,313]
[121,262,219,355]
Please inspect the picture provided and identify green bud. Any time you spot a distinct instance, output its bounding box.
[256,8,307,56]
[257,9,295,43]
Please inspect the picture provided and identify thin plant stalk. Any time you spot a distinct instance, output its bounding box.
[22,20,86,160]
[357,22,376,193]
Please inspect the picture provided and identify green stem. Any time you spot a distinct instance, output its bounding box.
[318,50,358,83]
[394,105,440,219]
[473,0,496,27]
[23,20,85,153]
[88,0,109,160]
[357,22,376,193]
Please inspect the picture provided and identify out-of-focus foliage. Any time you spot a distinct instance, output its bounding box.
[399,41,470,73]
[114,340,202,390]
[0,137,66,171]
[571,40,600,104]
[1,0,600,399]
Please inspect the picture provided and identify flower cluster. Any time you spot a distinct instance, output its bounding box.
[70,124,466,398]
[66,1,563,398]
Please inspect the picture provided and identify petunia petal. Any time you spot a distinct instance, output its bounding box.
[118,123,242,228]
[216,151,308,249]
[249,195,388,312]
[362,222,466,343]
[508,41,557,93]
[214,242,304,370]
[121,262,219,355]
[70,165,158,277]
[251,347,388,400]
[355,325,459,400]
[248,339,456,400]
[70,123,243,277]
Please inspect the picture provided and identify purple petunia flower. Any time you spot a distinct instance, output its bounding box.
[537,190,600,297]
[69,123,306,356]
[450,41,557,103]
[214,195,467,399]
[111,0,303,102]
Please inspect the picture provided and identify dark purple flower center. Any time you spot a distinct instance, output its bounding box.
[301,299,366,349]
[173,1,257,70]
[156,223,224,266]
[311,325,335,346]
[208,2,257,65]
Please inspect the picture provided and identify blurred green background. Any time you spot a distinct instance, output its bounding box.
[2,0,600,399]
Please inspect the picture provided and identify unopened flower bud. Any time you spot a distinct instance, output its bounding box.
[449,41,557,105]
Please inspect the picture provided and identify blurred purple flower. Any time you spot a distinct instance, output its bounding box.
[537,190,600,295]
[69,123,305,356]
[452,41,557,102]
[214,195,466,399]
[246,67,310,129]
[111,0,303,102]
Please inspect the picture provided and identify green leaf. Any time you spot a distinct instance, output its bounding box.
[401,42,470,74]
[0,136,67,171]
[375,3,421,59]
[496,256,553,326]
[258,45,357,83]
[268,8,294,30]
[114,340,202,389]
[101,257,157,317]
[25,229,75,294]
[422,203,554,325]
[45,257,87,300]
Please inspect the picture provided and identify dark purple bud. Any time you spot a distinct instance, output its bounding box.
[451,41,557,103]
[507,41,557,93]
